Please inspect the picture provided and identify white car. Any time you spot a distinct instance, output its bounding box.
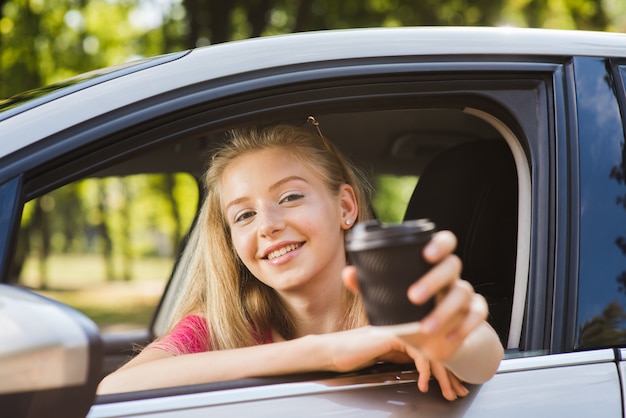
[2,26,626,417]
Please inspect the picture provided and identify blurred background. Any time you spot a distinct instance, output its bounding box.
[1,0,625,331]
[2,0,626,99]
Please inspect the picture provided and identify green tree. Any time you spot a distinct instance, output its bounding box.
[0,0,184,98]
[2,0,625,99]
[178,0,622,49]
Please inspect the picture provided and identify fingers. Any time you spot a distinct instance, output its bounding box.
[415,355,470,401]
[431,361,469,401]
[431,361,455,401]
[341,266,360,295]
[423,280,474,337]
[446,291,488,342]
[404,273,488,362]
[408,252,462,305]
[415,355,431,393]
[423,230,457,264]
[416,283,488,361]
[450,375,470,398]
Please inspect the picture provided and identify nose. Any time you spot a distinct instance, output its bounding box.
[257,205,285,238]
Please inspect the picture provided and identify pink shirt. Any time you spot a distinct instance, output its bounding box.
[149,315,272,355]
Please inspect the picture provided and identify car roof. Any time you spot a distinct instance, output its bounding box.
[2,26,626,159]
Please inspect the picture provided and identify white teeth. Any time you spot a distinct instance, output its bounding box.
[267,244,300,260]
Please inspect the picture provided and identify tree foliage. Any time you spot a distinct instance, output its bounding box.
[12,173,198,285]
[1,0,625,98]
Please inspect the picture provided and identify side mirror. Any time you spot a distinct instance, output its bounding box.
[0,284,102,418]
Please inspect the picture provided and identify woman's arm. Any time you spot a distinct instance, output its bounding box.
[97,318,498,398]
[441,321,503,384]
[97,327,410,395]
[97,335,326,395]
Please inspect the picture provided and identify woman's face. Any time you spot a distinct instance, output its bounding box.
[220,148,357,296]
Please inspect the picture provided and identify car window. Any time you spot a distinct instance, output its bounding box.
[371,175,418,222]
[573,61,626,349]
[154,107,528,353]
[11,173,198,333]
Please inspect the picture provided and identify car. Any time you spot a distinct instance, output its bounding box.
[2,26,626,417]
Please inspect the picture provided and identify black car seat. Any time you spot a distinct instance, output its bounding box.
[403,139,518,344]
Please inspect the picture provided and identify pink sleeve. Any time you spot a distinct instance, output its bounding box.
[149,315,211,355]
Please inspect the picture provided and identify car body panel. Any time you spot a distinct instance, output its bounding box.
[0,51,190,122]
[3,27,626,158]
[89,351,621,417]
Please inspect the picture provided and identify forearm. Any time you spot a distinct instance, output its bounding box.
[443,321,503,384]
[98,335,327,395]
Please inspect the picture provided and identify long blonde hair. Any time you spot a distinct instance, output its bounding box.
[169,123,373,350]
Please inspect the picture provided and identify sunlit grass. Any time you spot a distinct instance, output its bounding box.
[20,253,171,331]
[40,281,163,331]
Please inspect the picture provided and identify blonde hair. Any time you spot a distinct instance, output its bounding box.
[169,123,373,350]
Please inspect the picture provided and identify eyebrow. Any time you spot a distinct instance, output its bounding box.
[224,175,309,212]
[269,175,308,192]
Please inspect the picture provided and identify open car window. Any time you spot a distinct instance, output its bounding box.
[11,172,199,334]
[154,106,530,354]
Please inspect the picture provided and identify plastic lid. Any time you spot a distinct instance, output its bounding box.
[345,219,435,252]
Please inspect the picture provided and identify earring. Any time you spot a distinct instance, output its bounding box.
[345,219,351,225]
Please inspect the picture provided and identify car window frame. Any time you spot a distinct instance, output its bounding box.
[0,58,564,405]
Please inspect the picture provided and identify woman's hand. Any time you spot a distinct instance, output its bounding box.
[394,334,471,401]
[316,325,469,401]
[412,345,469,401]
[343,230,488,360]
[404,230,489,361]
[341,230,497,399]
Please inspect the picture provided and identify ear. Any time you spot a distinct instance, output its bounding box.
[339,183,358,230]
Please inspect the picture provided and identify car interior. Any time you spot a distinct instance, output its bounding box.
[148,107,523,350]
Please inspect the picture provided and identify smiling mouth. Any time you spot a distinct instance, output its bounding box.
[265,243,303,260]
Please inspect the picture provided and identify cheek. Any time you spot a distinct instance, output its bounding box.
[301,207,342,243]
[230,229,255,264]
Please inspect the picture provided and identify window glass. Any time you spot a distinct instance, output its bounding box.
[13,173,199,332]
[575,61,626,349]
[371,175,418,223]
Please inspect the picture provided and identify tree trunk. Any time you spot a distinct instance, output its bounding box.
[33,198,51,290]
[98,181,115,281]
[247,0,273,38]
[207,0,234,44]
[183,0,203,48]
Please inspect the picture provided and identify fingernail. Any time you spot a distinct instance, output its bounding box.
[409,284,428,303]
[423,244,438,260]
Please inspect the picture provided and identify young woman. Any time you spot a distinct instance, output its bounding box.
[98,122,503,400]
